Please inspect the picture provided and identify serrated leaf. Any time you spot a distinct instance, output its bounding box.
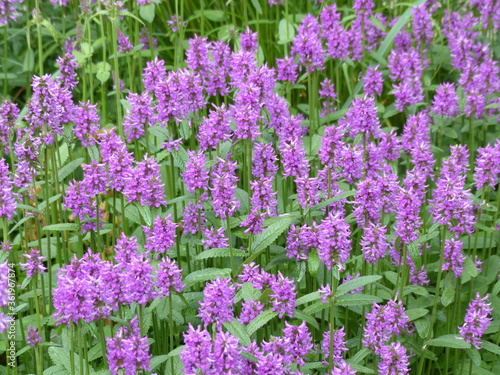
[308,251,320,278]
[138,204,152,226]
[38,194,62,211]
[482,341,500,355]
[406,308,429,321]
[150,354,169,371]
[335,275,382,297]
[247,309,278,336]
[466,348,481,366]
[58,158,84,181]
[348,347,371,365]
[296,291,321,306]
[335,293,382,306]
[167,345,185,357]
[140,3,155,23]
[293,309,319,330]
[441,288,455,307]
[464,256,479,278]
[43,223,78,231]
[314,190,355,210]
[196,248,247,261]
[224,320,251,346]
[184,268,231,287]
[278,19,295,44]
[427,334,471,349]
[415,317,430,339]
[348,364,375,374]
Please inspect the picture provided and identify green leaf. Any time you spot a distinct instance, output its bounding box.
[278,19,295,44]
[41,20,59,42]
[43,223,79,231]
[184,268,231,287]
[195,10,225,22]
[293,309,319,330]
[406,308,428,321]
[348,348,371,365]
[314,190,355,210]
[335,293,382,306]
[307,251,320,278]
[441,287,455,307]
[443,127,458,139]
[48,347,94,374]
[466,348,481,367]
[427,334,471,349]
[140,3,155,23]
[196,248,247,261]
[414,317,430,339]
[38,194,62,211]
[150,354,169,371]
[58,158,84,181]
[88,145,99,161]
[348,364,375,374]
[335,275,382,297]
[137,204,152,226]
[482,341,500,356]
[96,70,110,83]
[464,256,479,278]
[224,320,251,346]
[247,309,278,336]
[250,0,263,15]
[296,291,321,306]
[167,345,185,357]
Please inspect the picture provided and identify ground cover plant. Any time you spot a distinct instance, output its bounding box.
[1,0,500,374]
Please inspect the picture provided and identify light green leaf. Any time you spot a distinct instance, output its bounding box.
[278,19,295,44]
[43,223,79,231]
[140,3,155,23]
[196,248,247,261]
[335,275,382,297]
[466,348,481,366]
[184,268,231,287]
[314,190,355,210]
[296,291,321,306]
[293,309,319,330]
[335,293,382,306]
[441,288,455,307]
[150,354,169,371]
[482,341,500,356]
[307,251,320,278]
[58,158,84,181]
[195,10,225,22]
[224,320,251,346]
[247,309,278,336]
[406,308,428,321]
[427,334,471,349]
[250,0,263,15]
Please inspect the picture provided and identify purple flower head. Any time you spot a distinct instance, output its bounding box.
[353,0,374,16]
[285,223,317,261]
[269,271,296,318]
[318,211,351,270]
[82,161,108,196]
[431,83,459,117]
[199,277,236,327]
[291,14,325,72]
[106,316,151,375]
[20,248,47,278]
[319,284,332,303]
[394,186,423,245]
[240,27,258,54]
[332,361,357,375]
[198,103,232,151]
[183,150,209,193]
[123,154,166,207]
[0,261,9,308]
[26,326,42,347]
[0,0,22,25]
[474,142,500,190]
[320,4,350,60]
[322,326,348,363]
[117,28,133,53]
[211,330,242,373]
[117,255,156,306]
[143,214,177,256]
[0,158,17,221]
[319,124,345,168]
[181,324,212,374]
[279,139,310,178]
[142,57,167,94]
[64,180,98,232]
[0,99,18,153]
[340,96,381,139]
[378,342,410,375]
[139,27,157,49]
[248,177,278,214]
[186,34,209,73]
[361,223,388,264]
[362,300,413,354]
[296,176,321,209]
[412,4,434,48]
[442,238,465,278]
[253,143,278,178]
[156,257,184,297]
[56,53,78,90]
[239,298,265,324]
[72,101,100,147]
[123,92,154,143]
[363,66,384,96]
[319,78,337,117]
[280,321,313,366]
[166,14,186,33]
[210,157,240,219]
[25,74,74,145]
[182,200,205,235]
[276,56,298,84]
[202,226,228,249]
[239,262,272,291]
[231,85,263,141]
[458,293,492,349]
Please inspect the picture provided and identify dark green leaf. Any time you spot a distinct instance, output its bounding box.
[427,335,471,349]
[247,309,278,336]
[335,275,382,297]
[57,158,84,181]
[184,268,231,287]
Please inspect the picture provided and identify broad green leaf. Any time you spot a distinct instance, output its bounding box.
[443,127,458,139]
[184,268,231,287]
[406,308,428,321]
[9,216,34,234]
[482,341,500,356]
[43,223,78,231]
[335,293,382,306]
[278,19,295,44]
[48,347,95,374]
[250,0,263,15]
[348,347,371,364]
[314,190,355,210]
[307,251,320,278]
[427,334,471,349]
[466,348,481,367]
[247,309,278,336]
[150,354,169,371]
[194,10,225,22]
[296,291,321,306]
[42,20,59,42]
[167,345,185,357]
[414,317,430,339]
[140,3,155,23]
[441,288,455,307]
[335,275,382,297]
[224,320,251,346]
[464,256,479,278]
[348,364,375,374]
[293,309,319,330]
[43,365,67,375]
[38,194,62,211]
[57,158,84,181]
[196,248,247,261]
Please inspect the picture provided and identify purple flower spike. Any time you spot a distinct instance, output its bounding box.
[458,293,492,349]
